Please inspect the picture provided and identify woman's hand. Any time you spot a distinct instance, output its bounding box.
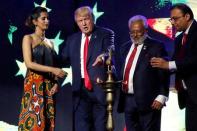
[49,83,58,96]
[51,68,67,78]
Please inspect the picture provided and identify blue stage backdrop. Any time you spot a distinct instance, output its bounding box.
[1,0,196,131]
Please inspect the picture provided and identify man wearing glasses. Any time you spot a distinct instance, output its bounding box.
[151,3,197,131]
[117,15,169,131]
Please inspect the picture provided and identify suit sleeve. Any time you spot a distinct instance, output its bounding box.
[102,29,115,54]
[61,36,71,67]
[156,43,170,97]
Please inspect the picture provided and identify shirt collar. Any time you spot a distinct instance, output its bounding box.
[184,20,194,34]
[82,33,92,39]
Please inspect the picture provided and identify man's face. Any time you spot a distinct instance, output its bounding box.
[170,8,190,32]
[76,14,94,35]
[129,21,146,43]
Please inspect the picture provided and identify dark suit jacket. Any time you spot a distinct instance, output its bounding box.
[173,20,197,109]
[118,37,169,112]
[61,26,114,110]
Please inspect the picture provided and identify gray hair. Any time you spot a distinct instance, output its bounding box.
[128,15,148,29]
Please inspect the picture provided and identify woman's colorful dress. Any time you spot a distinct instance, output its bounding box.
[18,39,58,131]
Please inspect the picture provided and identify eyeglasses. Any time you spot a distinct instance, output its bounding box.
[169,16,184,22]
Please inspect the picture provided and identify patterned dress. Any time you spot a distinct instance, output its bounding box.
[18,39,58,131]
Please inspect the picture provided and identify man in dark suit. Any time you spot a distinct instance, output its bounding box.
[151,3,197,131]
[117,15,169,131]
[61,6,114,131]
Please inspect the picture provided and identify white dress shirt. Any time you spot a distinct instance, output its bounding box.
[80,33,91,78]
[124,43,143,94]
[124,41,167,104]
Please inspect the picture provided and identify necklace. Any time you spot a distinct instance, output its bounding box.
[34,33,45,41]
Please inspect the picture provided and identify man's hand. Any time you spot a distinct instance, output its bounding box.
[92,54,105,66]
[150,57,169,69]
[151,100,163,110]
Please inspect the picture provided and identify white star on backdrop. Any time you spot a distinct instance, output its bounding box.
[62,67,72,86]
[92,2,104,23]
[34,0,52,12]
[15,60,27,78]
[50,31,64,54]
[8,24,17,45]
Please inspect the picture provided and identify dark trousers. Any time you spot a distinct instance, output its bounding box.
[124,94,161,131]
[185,93,197,131]
[74,81,106,131]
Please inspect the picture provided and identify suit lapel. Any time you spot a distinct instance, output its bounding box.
[174,21,197,58]
[76,33,82,67]
[134,38,149,72]
[185,21,197,48]
[181,21,197,50]
[87,28,97,65]
[122,43,132,59]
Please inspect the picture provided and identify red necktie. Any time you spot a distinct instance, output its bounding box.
[182,33,187,46]
[175,33,187,91]
[83,35,92,90]
[178,33,187,58]
[123,45,138,92]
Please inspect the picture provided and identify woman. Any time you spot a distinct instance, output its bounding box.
[18,7,66,131]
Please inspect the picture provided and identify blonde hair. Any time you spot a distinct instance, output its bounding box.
[74,6,94,21]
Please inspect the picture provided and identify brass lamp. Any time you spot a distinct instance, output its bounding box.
[97,48,121,131]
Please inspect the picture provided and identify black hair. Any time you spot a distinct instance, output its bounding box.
[170,3,194,20]
[25,7,48,29]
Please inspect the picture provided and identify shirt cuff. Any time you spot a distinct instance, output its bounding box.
[155,95,168,105]
[169,61,177,71]
[101,55,105,62]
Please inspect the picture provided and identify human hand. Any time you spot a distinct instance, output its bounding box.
[51,68,67,78]
[151,100,163,110]
[49,83,58,96]
[92,54,104,66]
[150,57,169,69]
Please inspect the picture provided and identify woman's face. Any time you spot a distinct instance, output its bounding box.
[34,11,49,30]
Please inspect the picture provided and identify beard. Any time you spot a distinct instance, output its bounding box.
[131,33,148,45]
